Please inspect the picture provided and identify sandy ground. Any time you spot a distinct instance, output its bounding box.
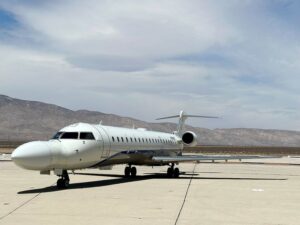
[0,148,14,154]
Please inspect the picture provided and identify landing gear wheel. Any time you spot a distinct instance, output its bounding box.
[173,168,180,178]
[130,167,137,177]
[64,179,70,187]
[57,178,64,188]
[124,167,130,177]
[167,167,174,178]
[57,178,69,189]
[56,170,70,189]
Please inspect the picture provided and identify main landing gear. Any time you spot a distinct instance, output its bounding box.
[167,164,180,178]
[57,170,70,189]
[124,165,137,178]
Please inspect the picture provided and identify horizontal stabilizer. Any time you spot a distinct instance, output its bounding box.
[156,115,218,120]
[156,110,218,136]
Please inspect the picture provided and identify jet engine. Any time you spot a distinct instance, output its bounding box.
[182,131,197,147]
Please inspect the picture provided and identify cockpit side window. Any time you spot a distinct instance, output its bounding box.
[80,132,95,140]
[60,132,79,139]
[52,132,63,139]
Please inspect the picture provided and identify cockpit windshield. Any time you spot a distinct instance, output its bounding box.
[80,132,95,140]
[60,132,79,139]
[51,131,94,140]
[52,132,63,139]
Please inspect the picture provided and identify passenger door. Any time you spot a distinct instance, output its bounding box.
[93,125,111,160]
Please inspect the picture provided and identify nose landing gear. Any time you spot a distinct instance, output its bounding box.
[57,170,70,189]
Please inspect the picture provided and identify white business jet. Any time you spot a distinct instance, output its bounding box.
[12,111,265,188]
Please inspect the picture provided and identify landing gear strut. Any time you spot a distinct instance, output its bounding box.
[57,170,70,189]
[167,164,180,178]
[124,165,137,178]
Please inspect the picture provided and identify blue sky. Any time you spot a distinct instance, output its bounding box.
[0,0,300,130]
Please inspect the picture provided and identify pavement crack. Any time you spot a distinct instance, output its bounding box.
[174,163,197,225]
[0,183,52,222]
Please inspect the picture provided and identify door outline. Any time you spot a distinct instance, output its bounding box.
[93,125,111,159]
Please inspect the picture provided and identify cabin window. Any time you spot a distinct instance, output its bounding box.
[138,138,141,142]
[112,137,115,142]
[117,137,120,142]
[126,137,128,142]
[60,132,78,139]
[121,137,124,142]
[134,138,137,142]
[130,137,133,142]
[80,132,95,140]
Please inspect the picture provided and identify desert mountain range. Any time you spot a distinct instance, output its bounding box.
[1,94,300,147]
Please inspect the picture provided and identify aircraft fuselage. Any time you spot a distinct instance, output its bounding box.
[12,123,182,171]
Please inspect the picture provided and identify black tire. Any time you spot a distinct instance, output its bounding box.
[167,167,173,178]
[174,168,180,178]
[64,179,69,188]
[57,178,64,189]
[130,167,137,177]
[57,178,70,189]
[124,167,130,177]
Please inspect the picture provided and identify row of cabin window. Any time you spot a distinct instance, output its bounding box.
[111,136,175,144]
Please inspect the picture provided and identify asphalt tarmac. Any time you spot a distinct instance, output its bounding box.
[0,157,299,225]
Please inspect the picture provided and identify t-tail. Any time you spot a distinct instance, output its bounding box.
[156,110,218,146]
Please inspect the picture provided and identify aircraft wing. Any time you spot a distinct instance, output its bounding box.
[92,151,279,168]
[152,155,278,163]
[91,150,154,167]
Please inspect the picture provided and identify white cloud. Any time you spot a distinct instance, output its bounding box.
[0,0,300,130]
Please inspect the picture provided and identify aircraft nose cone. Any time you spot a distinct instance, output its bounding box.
[12,141,52,170]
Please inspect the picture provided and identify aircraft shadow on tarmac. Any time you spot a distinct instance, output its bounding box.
[18,172,287,194]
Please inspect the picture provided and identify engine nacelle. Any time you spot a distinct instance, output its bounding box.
[182,131,197,147]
